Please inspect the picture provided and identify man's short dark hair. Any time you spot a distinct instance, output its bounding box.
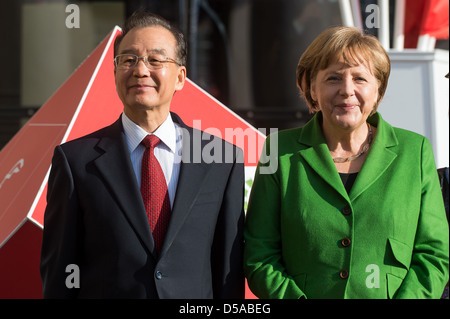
[114,11,187,66]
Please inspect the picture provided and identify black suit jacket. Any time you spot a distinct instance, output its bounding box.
[40,112,245,298]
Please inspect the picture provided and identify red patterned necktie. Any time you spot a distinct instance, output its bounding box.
[140,135,171,254]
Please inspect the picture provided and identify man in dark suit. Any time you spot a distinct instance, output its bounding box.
[40,11,245,299]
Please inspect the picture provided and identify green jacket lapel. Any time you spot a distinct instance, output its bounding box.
[296,112,399,202]
[297,112,349,200]
[349,113,398,201]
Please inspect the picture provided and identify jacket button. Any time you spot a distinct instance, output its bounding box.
[341,238,351,247]
[342,206,351,215]
[155,271,163,280]
[339,270,349,279]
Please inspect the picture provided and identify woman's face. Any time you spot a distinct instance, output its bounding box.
[310,57,379,131]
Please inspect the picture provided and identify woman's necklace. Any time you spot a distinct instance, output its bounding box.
[332,123,373,163]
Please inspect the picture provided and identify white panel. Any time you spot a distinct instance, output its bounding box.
[379,49,449,167]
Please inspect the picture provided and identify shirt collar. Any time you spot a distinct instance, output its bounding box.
[122,112,177,153]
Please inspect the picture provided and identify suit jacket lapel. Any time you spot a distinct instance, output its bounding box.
[93,118,156,257]
[160,112,210,256]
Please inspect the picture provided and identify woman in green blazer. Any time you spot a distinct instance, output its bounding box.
[244,26,449,299]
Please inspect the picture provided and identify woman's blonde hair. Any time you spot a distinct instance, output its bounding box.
[296,26,390,114]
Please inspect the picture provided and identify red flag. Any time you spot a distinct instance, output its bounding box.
[404,0,449,48]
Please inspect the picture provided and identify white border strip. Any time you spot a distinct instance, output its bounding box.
[26,26,122,229]
[0,218,26,249]
[61,25,122,144]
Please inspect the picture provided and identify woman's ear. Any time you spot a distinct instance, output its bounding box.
[310,81,317,102]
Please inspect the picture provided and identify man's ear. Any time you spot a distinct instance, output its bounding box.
[175,66,187,92]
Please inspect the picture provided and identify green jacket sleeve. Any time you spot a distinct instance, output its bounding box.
[394,137,449,298]
[244,135,306,299]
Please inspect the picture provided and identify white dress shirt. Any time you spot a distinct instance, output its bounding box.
[122,112,182,208]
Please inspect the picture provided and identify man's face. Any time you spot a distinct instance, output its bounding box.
[114,26,186,117]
